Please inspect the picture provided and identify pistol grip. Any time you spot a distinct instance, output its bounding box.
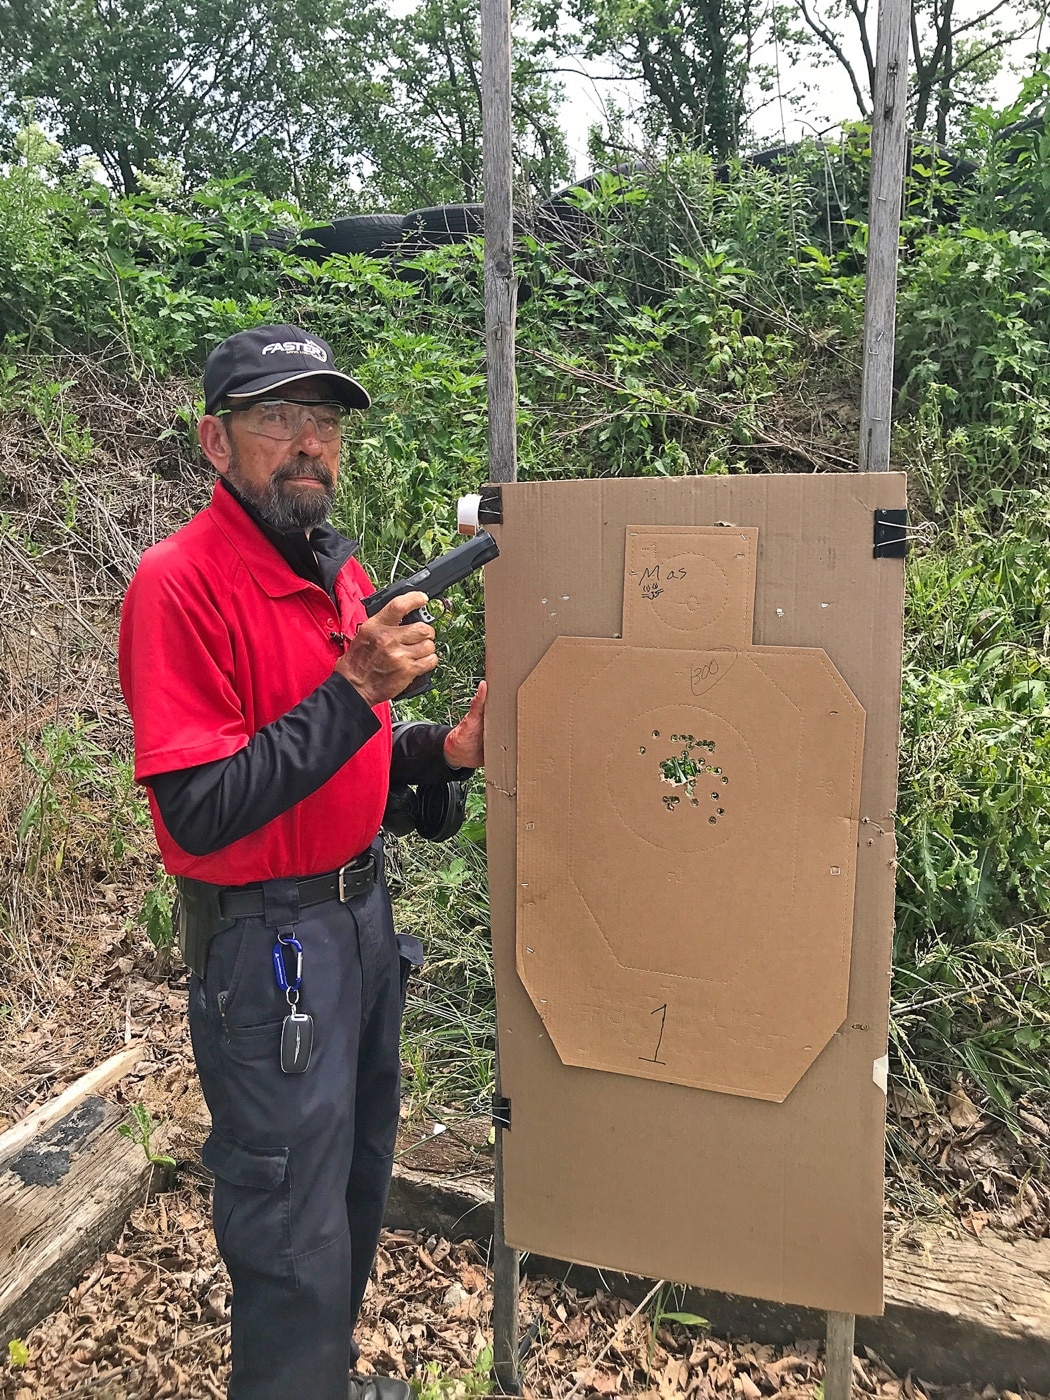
[395,672,435,702]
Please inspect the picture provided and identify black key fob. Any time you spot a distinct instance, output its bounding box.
[280,1011,314,1074]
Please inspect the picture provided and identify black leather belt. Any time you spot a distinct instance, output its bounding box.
[218,851,377,919]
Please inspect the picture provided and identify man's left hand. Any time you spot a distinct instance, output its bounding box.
[444,681,486,769]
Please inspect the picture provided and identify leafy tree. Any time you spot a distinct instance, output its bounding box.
[554,0,761,159]
[339,0,569,207]
[0,0,568,211]
[0,0,378,201]
[776,0,1050,143]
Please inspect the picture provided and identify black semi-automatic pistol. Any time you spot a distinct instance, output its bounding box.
[364,530,500,699]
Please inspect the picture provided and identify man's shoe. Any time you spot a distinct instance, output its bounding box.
[348,1374,412,1399]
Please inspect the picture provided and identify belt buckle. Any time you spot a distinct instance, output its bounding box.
[338,852,374,903]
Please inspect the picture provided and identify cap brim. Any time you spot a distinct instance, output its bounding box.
[222,369,371,412]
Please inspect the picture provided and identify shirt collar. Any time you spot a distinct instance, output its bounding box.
[207,478,358,599]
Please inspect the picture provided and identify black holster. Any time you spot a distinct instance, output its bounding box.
[174,875,236,978]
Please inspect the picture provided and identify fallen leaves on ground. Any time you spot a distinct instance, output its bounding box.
[889,1085,1050,1240]
[0,1184,1045,1400]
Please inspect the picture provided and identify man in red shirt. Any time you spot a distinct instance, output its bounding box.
[119,325,485,1400]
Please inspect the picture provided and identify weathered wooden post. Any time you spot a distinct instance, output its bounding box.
[858,0,912,477]
[827,0,911,1393]
[480,0,521,1391]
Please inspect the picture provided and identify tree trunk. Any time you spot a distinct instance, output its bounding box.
[116,144,139,195]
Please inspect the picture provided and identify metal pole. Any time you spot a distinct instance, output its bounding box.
[828,0,910,1394]
[481,0,521,1391]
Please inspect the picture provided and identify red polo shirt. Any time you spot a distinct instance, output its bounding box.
[119,482,392,883]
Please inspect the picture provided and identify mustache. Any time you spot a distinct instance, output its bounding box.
[273,458,336,490]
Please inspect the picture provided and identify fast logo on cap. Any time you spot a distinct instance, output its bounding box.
[261,339,329,362]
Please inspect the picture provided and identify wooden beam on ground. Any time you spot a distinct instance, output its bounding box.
[385,1167,1050,1393]
[0,1046,143,1163]
[0,1094,168,1348]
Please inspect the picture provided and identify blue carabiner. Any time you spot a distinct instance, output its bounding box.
[272,933,303,994]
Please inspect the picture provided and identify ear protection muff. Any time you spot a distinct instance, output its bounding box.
[381,784,419,838]
[414,778,470,841]
[381,778,470,842]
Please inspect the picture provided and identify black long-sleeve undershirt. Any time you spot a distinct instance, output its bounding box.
[147,483,470,859]
[149,689,462,856]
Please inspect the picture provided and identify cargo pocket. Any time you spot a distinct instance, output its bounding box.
[396,933,424,1013]
[202,1130,293,1282]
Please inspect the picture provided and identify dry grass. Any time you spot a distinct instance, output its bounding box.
[0,359,209,1121]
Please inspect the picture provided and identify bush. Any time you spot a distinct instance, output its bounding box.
[894,493,1050,1101]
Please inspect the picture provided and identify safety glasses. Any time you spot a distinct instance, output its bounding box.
[223,399,347,442]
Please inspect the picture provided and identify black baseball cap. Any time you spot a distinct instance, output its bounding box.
[203,324,371,415]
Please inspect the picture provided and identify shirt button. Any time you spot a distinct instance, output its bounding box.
[327,619,337,629]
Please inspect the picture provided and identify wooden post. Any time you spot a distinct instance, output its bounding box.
[481,0,518,488]
[490,1085,520,1395]
[481,0,521,1391]
[829,0,910,1393]
[825,1310,857,1400]
[858,0,912,475]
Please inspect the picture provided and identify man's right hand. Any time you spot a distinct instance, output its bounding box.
[336,592,438,707]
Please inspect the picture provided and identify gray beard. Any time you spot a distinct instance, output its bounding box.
[227,451,336,531]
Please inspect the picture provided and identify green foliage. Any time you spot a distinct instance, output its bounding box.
[7,1340,29,1368]
[966,72,1050,236]
[118,1103,177,1171]
[350,0,568,207]
[554,0,758,157]
[0,0,381,200]
[414,1346,493,1398]
[0,0,566,209]
[25,377,94,462]
[649,1283,708,1332]
[12,720,143,887]
[13,119,60,170]
[0,171,288,358]
[896,227,1050,496]
[137,873,177,951]
[895,494,1050,1102]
